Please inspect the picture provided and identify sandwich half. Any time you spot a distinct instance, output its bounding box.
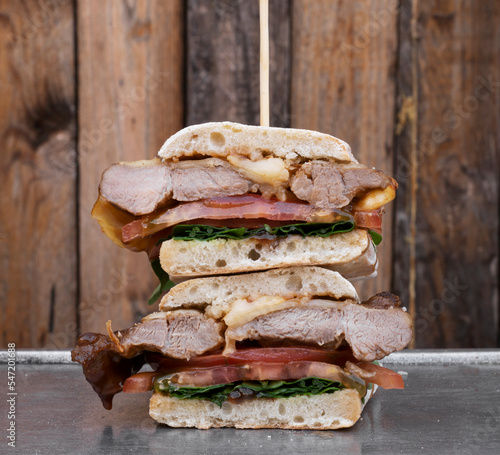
[71,267,413,429]
[92,122,396,297]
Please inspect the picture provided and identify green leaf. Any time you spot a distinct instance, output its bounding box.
[368,230,383,245]
[172,220,356,242]
[147,259,175,305]
[155,377,345,407]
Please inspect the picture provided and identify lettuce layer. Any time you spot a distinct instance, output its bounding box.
[155,377,345,407]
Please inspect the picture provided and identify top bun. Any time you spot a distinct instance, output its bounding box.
[158,122,356,164]
[160,266,359,320]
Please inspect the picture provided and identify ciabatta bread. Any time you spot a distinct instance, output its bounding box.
[160,266,359,319]
[158,121,356,164]
[149,388,366,430]
[159,229,375,280]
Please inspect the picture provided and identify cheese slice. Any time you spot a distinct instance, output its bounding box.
[227,154,289,185]
[224,296,301,328]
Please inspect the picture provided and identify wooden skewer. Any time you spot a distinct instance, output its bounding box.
[259,0,270,127]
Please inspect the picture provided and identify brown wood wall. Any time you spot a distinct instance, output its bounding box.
[1,0,498,349]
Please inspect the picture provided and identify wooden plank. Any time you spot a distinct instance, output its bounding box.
[78,0,184,333]
[186,0,291,127]
[392,0,415,346]
[291,0,399,301]
[0,0,77,347]
[393,0,500,347]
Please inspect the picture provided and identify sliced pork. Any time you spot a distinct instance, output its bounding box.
[342,303,412,361]
[100,160,172,216]
[71,310,224,409]
[290,162,349,208]
[225,294,412,361]
[290,162,395,210]
[117,310,225,359]
[226,302,347,351]
[100,158,253,216]
[99,158,396,216]
[170,159,253,201]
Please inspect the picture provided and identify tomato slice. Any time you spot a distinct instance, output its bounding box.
[157,361,366,397]
[354,209,382,234]
[123,360,366,396]
[123,350,405,394]
[146,347,357,371]
[124,348,358,394]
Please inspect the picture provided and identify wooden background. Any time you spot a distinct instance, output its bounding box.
[1,0,498,349]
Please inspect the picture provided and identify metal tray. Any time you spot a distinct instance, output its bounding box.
[1,349,499,454]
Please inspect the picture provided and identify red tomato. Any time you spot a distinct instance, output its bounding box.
[146,347,357,371]
[354,209,382,234]
[123,349,405,394]
[162,361,364,393]
[124,360,366,397]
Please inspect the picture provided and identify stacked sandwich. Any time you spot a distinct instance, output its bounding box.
[72,122,413,429]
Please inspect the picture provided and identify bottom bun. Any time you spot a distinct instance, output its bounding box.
[149,389,364,430]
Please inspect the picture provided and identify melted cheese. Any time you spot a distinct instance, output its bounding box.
[223,295,308,328]
[353,186,396,211]
[227,154,289,185]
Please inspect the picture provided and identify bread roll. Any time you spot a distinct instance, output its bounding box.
[159,229,376,280]
[160,265,359,319]
[149,388,367,430]
[158,121,356,164]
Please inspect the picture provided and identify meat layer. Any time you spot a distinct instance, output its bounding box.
[226,295,412,361]
[71,293,412,409]
[117,310,224,359]
[290,162,394,210]
[100,158,395,215]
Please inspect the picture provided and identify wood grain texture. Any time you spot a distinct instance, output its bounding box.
[0,0,77,347]
[77,0,184,333]
[393,0,500,347]
[291,0,399,301]
[186,0,291,127]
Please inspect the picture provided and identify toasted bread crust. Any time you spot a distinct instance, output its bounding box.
[160,265,359,318]
[159,229,373,279]
[158,122,356,164]
[149,389,363,429]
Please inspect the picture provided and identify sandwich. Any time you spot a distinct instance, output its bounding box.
[92,122,397,299]
[73,122,410,429]
[71,266,413,429]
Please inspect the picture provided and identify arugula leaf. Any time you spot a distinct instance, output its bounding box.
[172,220,356,242]
[368,230,382,245]
[147,259,175,306]
[155,377,345,407]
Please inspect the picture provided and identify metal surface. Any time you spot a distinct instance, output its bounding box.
[0,349,73,364]
[1,350,499,454]
[2,348,500,365]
